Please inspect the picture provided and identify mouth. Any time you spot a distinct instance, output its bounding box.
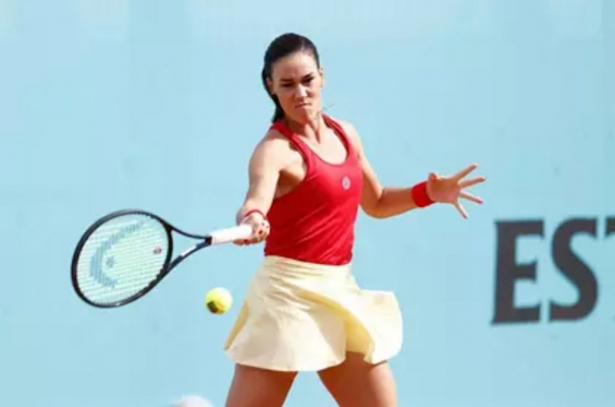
[295,102,310,108]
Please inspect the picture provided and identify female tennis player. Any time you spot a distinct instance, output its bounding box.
[223,33,485,407]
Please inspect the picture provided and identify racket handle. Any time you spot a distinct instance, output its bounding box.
[209,224,253,245]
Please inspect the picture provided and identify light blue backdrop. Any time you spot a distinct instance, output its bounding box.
[1,0,613,406]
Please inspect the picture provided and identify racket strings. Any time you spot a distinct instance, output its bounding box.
[75,214,169,306]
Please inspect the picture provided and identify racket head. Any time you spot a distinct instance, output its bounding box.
[71,210,174,308]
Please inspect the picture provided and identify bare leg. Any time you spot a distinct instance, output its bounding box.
[225,364,297,407]
[317,352,397,407]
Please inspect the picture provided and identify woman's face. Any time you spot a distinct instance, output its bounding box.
[267,51,324,123]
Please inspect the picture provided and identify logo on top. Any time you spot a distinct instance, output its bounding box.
[342,176,351,190]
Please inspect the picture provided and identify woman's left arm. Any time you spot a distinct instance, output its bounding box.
[339,120,486,219]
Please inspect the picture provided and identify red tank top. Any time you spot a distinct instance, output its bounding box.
[263,115,363,265]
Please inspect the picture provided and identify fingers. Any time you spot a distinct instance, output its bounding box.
[253,221,270,243]
[459,190,483,204]
[454,201,468,219]
[453,163,478,181]
[233,218,270,246]
[245,223,270,245]
[459,176,486,189]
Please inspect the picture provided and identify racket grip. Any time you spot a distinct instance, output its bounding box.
[209,224,253,245]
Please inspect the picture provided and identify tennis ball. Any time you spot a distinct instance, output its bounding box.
[205,287,232,314]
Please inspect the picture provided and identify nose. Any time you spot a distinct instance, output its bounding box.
[295,85,307,98]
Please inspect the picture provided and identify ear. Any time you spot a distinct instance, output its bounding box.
[266,77,275,95]
[319,67,325,87]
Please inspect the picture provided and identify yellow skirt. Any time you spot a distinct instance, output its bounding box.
[224,255,403,372]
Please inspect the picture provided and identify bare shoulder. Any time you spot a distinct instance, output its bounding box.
[330,116,365,155]
[249,127,293,169]
[251,128,287,152]
[262,127,291,144]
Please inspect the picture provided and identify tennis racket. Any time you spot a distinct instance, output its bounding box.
[70,209,252,309]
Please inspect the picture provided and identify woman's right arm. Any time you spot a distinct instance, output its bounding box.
[234,132,286,243]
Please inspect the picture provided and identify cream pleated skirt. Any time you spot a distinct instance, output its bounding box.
[224,255,403,372]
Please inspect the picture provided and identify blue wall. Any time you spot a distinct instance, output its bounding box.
[1,1,613,406]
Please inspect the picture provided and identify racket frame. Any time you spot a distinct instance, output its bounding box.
[70,209,239,309]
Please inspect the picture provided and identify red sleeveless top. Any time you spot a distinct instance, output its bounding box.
[263,115,363,265]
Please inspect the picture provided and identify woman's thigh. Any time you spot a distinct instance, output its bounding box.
[225,364,297,407]
[317,352,397,407]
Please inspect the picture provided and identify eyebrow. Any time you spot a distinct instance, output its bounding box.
[280,73,314,83]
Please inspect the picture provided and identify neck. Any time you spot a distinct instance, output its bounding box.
[285,111,326,142]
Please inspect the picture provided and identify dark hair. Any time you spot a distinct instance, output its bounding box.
[261,33,321,122]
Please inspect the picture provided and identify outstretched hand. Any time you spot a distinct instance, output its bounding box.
[426,163,486,219]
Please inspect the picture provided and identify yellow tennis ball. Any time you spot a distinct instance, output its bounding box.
[205,287,233,314]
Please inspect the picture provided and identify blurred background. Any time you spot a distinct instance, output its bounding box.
[0,0,613,406]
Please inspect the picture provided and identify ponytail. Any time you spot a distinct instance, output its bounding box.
[271,98,284,122]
